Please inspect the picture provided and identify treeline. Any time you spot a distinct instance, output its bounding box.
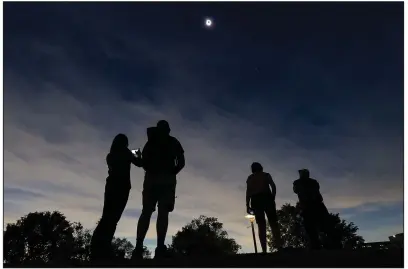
[3,203,364,265]
[3,211,150,264]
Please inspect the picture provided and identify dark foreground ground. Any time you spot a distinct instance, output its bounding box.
[5,248,403,268]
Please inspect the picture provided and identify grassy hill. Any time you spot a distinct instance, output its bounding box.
[4,248,403,268]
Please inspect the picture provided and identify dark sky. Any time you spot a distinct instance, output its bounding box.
[4,2,403,251]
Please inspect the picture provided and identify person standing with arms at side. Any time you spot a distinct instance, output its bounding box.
[91,134,143,262]
[293,169,341,250]
[246,162,282,253]
[132,120,185,259]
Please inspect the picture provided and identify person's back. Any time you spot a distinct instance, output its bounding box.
[106,134,142,189]
[142,127,183,180]
[293,169,338,250]
[246,162,281,253]
[293,169,323,206]
[246,171,273,198]
[106,149,132,188]
[133,120,185,260]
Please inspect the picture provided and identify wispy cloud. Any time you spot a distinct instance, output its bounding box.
[4,2,403,252]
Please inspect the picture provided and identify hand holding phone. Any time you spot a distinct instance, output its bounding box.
[131,148,142,157]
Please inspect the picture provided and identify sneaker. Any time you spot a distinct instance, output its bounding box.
[154,245,168,260]
[131,245,144,261]
[91,249,114,264]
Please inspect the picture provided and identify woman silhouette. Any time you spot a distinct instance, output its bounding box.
[91,134,143,261]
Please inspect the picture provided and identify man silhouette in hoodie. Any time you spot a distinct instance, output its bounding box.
[293,169,341,249]
[132,120,185,259]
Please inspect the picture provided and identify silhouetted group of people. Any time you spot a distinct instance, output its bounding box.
[91,120,185,261]
[91,120,339,261]
[246,165,341,253]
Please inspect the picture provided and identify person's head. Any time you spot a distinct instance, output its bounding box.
[298,169,310,179]
[157,120,171,135]
[110,133,129,153]
[147,126,159,141]
[251,162,263,174]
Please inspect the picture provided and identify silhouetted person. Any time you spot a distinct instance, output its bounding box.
[91,134,143,261]
[293,169,340,250]
[246,162,282,253]
[132,120,185,259]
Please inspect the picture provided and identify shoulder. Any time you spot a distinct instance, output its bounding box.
[169,136,181,144]
[106,152,120,165]
[265,172,275,183]
[293,179,300,185]
[310,178,319,184]
[246,174,253,183]
[263,172,272,178]
[142,140,152,152]
[261,172,271,180]
[170,136,184,152]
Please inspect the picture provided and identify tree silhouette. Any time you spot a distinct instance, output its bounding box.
[324,213,365,249]
[267,203,307,250]
[141,246,152,259]
[3,211,150,265]
[3,211,74,264]
[71,222,92,262]
[170,215,241,256]
[267,203,365,251]
[111,237,151,259]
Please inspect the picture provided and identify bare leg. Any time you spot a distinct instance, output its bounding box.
[257,221,267,253]
[156,209,169,247]
[136,210,153,248]
[266,207,282,250]
[269,221,282,250]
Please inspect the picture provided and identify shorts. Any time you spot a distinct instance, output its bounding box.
[142,173,177,213]
[250,192,277,224]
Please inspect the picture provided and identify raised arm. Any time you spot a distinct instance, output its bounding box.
[130,151,143,167]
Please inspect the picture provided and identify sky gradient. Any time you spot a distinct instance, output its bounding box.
[4,2,403,253]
